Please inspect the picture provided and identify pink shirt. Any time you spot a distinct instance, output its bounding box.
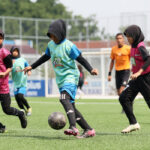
[130,42,150,75]
[0,47,11,94]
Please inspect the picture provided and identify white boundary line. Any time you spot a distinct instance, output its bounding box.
[11,101,146,105]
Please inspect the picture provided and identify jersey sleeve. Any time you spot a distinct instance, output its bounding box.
[3,55,12,68]
[69,44,81,60]
[45,47,51,58]
[138,46,150,61]
[110,49,115,60]
[24,60,29,67]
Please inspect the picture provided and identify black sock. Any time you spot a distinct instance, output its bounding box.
[60,91,76,128]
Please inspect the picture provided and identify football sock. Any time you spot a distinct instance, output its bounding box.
[60,91,76,128]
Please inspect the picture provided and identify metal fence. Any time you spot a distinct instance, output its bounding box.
[0,13,149,54]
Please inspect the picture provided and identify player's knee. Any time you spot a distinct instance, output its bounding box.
[2,107,11,115]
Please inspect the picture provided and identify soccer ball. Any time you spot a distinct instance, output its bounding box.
[48,112,66,130]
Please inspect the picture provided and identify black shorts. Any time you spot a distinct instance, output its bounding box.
[115,69,130,89]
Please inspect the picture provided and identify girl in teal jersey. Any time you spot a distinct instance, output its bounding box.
[10,46,32,116]
[24,19,98,138]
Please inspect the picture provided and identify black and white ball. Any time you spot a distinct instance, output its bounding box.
[48,112,66,130]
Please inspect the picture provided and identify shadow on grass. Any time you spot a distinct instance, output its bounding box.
[0,134,75,141]
[96,132,141,136]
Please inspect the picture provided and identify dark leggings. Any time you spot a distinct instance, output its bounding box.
[15,93,30,110]
[60,91,92,130]
[119,73,150,124]
[0,93,22,116]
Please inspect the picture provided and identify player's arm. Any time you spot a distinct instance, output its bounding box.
[108,59,114,81]
[0,54,12,78]
[69,45,98,75]
[76,54,98,75]
[131,46,150,80]
[24,47,51,73]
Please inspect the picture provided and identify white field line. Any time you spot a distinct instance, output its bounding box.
[11,101,146,105]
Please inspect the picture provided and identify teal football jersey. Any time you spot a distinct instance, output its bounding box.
[12,57,29,89]
[46,39,80,88]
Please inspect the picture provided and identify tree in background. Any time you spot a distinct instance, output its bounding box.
[0,0,100,46]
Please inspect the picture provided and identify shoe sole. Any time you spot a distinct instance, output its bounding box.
[121,128,140,133]
[64,131,79,136]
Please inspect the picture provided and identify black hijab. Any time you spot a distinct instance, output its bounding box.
[47,19,66,43]
[10,46,21,59]
[124,25,144,48]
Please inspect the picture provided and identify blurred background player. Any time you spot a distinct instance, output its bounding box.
[0,30,27,133]
[77,65,85,98]
[120,25,150,133]
[10,46,32,116]
[24,19,98,138]
[108,33,131,113]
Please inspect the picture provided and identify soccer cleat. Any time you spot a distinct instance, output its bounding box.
[121,123,140,133]
[64,127,79,136]
[27,108,32,116]
[18,110,27,128]
[0,125,6,133]
[77,129,96,139]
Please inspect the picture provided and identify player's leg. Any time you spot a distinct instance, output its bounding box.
[14,88,25,110]
[0,93,27,128]
[138,73,150,108]
[116,71,125,113]
[60,91,79,136]
[72,103,95,138]
[15,94,25,110]
[119,80,140,133]
[119,69,130,113]
[17,93,32,116]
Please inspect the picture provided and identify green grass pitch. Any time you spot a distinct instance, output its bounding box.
[0,97,150,150]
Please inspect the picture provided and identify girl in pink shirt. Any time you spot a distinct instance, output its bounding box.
[119,25,150,133]
[0,30,27,133]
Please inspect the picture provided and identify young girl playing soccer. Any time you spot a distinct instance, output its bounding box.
[24,19,98,138]
[10,46,32,116]
[0,31,27,133]
[119,25,150,133]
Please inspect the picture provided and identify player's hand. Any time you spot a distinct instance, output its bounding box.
[23,66,32,74]
[130,69,143,80]
[130,72,141,80]
[27,71,32,76]
[91,69,98,75]
[108,75,111,81]
[0,72,6,78]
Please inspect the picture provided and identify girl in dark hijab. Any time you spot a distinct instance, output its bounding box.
[119,25,150,133]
